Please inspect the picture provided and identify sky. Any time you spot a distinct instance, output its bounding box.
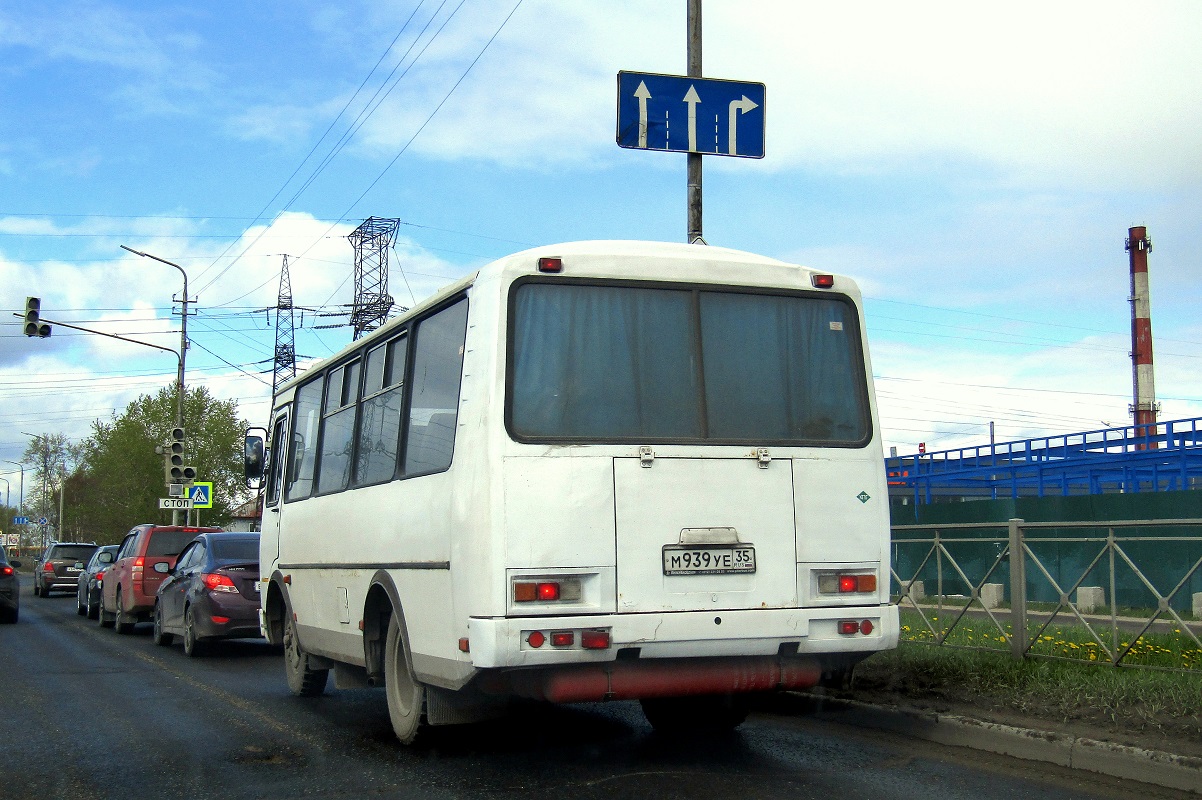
[1,0,1200,508]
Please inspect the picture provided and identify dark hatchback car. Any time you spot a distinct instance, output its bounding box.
[154,532,262,656]
[1,547,21,623]
[76,544,119,619]
[34,542,99,598]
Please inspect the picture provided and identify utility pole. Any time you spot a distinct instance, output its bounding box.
[686,0,703,244]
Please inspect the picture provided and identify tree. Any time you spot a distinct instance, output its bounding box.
[71,386,253,542]
[21,433,79,544]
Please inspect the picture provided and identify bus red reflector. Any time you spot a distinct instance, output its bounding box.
[550,631,574,647]
[838,620,859,635]
[458,638,470,652]
[860,619,874,635]
[537,257,563,273]
[537,582,559,601]
[581,629,610,649]
[527,631,545,648]
[811,274,834,288]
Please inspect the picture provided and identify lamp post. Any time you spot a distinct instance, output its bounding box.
[21,432,49,546]
[120,245,189,431]
[121,245,190,526]
[1,463,20,511]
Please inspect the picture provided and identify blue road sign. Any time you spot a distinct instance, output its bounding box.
[616,71,766,159]
[14,516,28,525]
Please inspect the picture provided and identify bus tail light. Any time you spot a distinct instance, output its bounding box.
[513,577,582,603]
[838,620,874,635]
[581,629,610,650]
[819,572,877,595]
[550,631,574,647]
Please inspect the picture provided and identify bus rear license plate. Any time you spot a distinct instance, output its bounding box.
[662,546,756,576]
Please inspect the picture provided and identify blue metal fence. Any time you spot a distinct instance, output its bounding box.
[887,417,1202,505]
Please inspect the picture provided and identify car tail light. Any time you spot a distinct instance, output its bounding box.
[43,562,55,573]
[513,577,582,604]
[0,566,12,577]
[202,573,239,593]
[95,570,105,582]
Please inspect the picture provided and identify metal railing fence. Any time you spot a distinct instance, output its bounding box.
[891,518,1202,672]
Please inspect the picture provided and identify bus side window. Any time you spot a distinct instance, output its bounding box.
[285,377,323,501]
[403,299,468,476]
[356,333,407,486]
[318,359,361,493]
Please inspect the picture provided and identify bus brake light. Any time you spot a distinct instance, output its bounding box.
[537,257,563,273]
[811,274,834,288]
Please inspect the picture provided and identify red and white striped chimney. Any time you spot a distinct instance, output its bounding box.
[1125,225,1157,447]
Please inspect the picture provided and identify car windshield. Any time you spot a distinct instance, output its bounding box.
[52,545,97,561]
[146,530,199,557]
[210,537,259,562]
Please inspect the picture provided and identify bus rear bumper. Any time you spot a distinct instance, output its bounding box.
[466,604,898,670]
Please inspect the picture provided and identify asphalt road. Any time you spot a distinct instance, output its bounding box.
[1,582,1190,800]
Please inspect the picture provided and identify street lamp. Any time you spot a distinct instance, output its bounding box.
[2,462,22,511]
[120,245,189,433]
[121,245,191,526]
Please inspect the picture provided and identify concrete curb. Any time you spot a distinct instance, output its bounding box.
[808,697,1202,794]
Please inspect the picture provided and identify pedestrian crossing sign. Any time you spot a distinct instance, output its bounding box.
[190,482,213,509]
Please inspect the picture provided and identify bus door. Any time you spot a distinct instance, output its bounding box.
[613,455,798,614]
[260,408,290,567]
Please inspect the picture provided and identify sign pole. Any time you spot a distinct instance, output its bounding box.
[687,0,703,243]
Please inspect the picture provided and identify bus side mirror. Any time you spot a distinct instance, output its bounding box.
[244,427,267,489]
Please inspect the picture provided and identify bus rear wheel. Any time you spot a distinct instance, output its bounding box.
[283,611,328,696]
[384,613,427,745]
[640,694,751,733]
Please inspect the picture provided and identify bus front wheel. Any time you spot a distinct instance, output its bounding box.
[283,612,329,697]
[384,613,427,745]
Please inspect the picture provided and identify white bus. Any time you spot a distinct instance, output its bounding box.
[245,240,898,743]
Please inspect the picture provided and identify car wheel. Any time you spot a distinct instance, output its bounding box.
[640,694,751,734]
[153,602,174,647]
[33,583,40,597]
[86,590,100,621]
[384,612,428,745]
[76,589,87,616]
[114,590,134,634]
[39,583,51,598]
[183,606,204,657]
[283,610,328,696]
[98,594,115,628]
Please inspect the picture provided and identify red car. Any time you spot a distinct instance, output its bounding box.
[99,524,222,634]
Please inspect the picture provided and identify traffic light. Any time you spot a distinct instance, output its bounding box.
[164,428,196,486]
[23,297,51,338]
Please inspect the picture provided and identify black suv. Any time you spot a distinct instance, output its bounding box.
[34,542,98,598]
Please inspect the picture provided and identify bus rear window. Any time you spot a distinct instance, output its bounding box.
[508,281,870,446]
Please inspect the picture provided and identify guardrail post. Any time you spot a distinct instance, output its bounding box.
[1008,518,1026,660]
